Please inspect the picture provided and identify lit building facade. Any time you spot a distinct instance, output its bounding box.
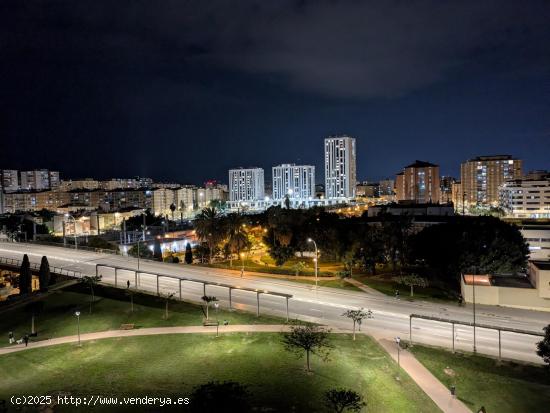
[324,135,357,199]
[499,176,550,218]
[20,169,59,190]
[228,168,265,203]
[460,155,522,207]
[396,160,440,204]
[272,164,315,200]
[1,170,19,192]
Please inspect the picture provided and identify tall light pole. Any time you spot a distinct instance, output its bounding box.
[75,311,81,346]
[307,238,318,290]
[64,213,78,249]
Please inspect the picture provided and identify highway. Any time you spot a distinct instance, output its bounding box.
[0,242,548,364]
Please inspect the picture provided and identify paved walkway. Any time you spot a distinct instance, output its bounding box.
[344,277,386,296]
[377,337,472,413]
[0,324,294,355]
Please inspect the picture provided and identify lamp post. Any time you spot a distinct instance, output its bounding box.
[472,266,477,354]
[307,238,318,290]
[75,311,81,346]
[395,336,401,380]
[214,302,220,337]
[64,214,78,249]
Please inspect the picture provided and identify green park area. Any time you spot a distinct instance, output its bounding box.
[0,333,441,412]
[411,345,550,413]
[0,284,282,344]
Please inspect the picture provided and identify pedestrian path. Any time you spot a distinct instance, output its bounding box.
[344,277,386,296]
[0,324,294,355]
[377,337,472,413]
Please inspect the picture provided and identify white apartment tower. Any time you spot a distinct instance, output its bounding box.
[229,168,265,202]
[324,135,357,199]
[272,164,315,200]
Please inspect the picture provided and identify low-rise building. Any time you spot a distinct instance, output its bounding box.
[499,176,550,219]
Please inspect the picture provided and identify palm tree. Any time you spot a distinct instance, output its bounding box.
[224,214,250,266]
[169,203,176,222]
[194,207,223,263]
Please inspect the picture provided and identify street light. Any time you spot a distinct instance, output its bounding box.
[75,311,81,346]
[307,238,318,290]
[64,213,78,250]
[395,336,401,380]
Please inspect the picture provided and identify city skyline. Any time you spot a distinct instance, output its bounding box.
[1,1,549,184]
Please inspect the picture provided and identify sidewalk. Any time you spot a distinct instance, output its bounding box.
[344,277,386,296]
[0,324,297,355]
[377,337,471,413]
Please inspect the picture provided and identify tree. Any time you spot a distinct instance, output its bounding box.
[536,324,550,366]
[185,243,193,264]
[324,389,366,413]
[159,292,175,319]
[38,256,51,292]
[292,261,306,276]
[79,275,102,313]
[281,324,332,372]
[409,216,529,289]
[24,301,45,334]
[194,207,224,263]
[202,295,218,320]
[190,381,250,413]
[18,254,32,295]
[395,274,429,297]
[267,241,295,266]
[128,243,153,259]
[223,213,250,266]
[169,203,176,221]
[342,309,373,340]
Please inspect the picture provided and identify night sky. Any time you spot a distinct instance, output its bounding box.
[1,1,549,185]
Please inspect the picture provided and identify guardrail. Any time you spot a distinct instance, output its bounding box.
[96,263,293,320]
[409,313,544,360]
[0,237,121,255]
[0,256,83,278]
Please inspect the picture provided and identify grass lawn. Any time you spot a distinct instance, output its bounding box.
[411,345,550,413]
[354,275,459,304]
[0,284,284,346]
[0,333,441,412]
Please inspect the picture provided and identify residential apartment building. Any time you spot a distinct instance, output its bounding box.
[451,181,464,212]
[20,169,60,190]
[499,176,550,219]
[228,168,265,203]
[152,188,177,217]
[324,135,357,199]
[272,164,315,200]
[396,160,440,204]
[379,179,395,197]
[460,155,522,207]
[1,190,70,213]
[440,176,456,203]
[59,178,100,191]
[1,170,19,192]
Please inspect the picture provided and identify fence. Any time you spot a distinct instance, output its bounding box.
[0,256,83,278]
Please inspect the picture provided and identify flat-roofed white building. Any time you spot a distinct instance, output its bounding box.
[324,135,357,199]
[499,176,550,219]
[228,168,264,203]
[272,164,315,201]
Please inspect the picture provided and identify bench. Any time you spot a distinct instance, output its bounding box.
[202,319,219,327]
[120,324,135,330]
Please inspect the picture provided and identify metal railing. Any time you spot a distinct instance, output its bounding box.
[0,256,83,278]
